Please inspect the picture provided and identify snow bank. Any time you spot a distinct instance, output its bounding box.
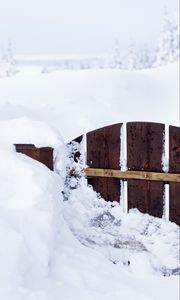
[0,147,62,299]
[0,62,179,141]
[2,149,178,300]
[0,117,63,148]
[63,185,179,273]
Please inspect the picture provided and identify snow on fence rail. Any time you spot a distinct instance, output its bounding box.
[14,122,180,226]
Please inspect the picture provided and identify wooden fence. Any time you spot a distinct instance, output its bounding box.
[14,122,180,226]
[72,122,180,226]
[15,144,54,171]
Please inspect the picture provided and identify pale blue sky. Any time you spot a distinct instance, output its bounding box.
[0,0,179,54]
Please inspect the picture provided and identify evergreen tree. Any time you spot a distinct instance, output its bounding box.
[112,39,122,68]
[138,45,152,69]
[171,12,180,61]
[154,9,180,66]
[125,42,139,70]
[0,42,17,77]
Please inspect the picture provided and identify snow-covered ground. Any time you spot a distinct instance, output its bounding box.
[0,62,179,141]
[0,63,179,300]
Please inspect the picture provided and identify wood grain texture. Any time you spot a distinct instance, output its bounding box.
[84,168,180,182]
[15,144,54,170]
[127,122,165,218]
[87,123,122,202]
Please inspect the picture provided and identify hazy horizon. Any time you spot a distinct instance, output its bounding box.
[0,0,179,55]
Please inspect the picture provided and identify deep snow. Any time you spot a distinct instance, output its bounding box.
[0,63,179,300]
[0,147,179,300]
[0,62,179,141]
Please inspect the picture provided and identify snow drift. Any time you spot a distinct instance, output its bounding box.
[0,63,179,300]
[0,62,179,141]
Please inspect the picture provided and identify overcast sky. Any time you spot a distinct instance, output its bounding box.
[0,0,179,55]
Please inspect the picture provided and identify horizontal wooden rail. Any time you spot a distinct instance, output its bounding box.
[84,168,180,183]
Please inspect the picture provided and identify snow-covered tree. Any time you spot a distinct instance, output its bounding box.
[171,12,180,61]
[138,45,153,69]
[112,39,122,68]
[154,9,180,66]
[0,42,17,77]
[125,42,139,70]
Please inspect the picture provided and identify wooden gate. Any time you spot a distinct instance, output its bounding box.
[72,122,180,226]
[14,122,180,226]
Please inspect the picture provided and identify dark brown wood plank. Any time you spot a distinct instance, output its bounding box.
[39,147,54,171]
[127,122,165,217]
[169,126,180,225]
[15,144,54,170]
[87,123,122,202]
